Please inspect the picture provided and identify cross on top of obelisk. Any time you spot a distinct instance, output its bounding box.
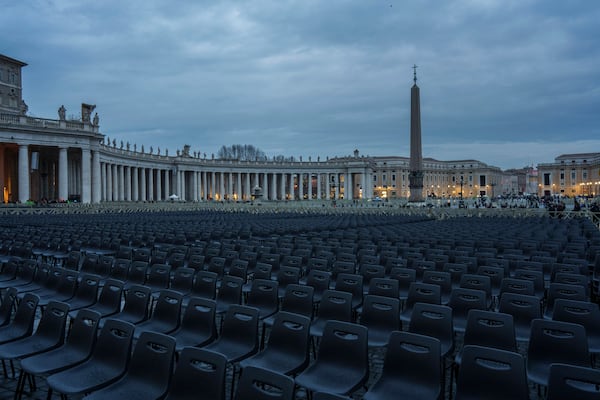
[413,64,418,84]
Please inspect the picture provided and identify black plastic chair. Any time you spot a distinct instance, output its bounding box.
[499,277,535,298]
[400,282,441,325]
[0,260,36,289]
[169,297,217,352]
[234,366,295,400]
[240,311,311,376]
[552,298,600,356]
[170,267,195,296]
[310,289,353,339]
[78,278,123,319]
[16,309,101,400]
[335,273,364,310]
[246,278,279,320]
[146,263,172,296]
[215,275,244,314]
[0,293,39,345]
[0,287,18,327]
[276,266,301,298]
[544,282,587,319]
[183,270,218,306]
[389,267,416,308]
[527,318,591,389]
[547,363,600,400]
[263,284,314,330]
[408,302,454,358]
[45,318,135,398]
[455,345,529,400]
[100,284,151,326]
[422,270,453,304]
[164,347,227,400]
[0,300,69,379]
[304,269,330,304]
[123,260,148,290]
[295,320,369,398]
[36,268,78,306]
[62,273,100,311]
[359,294,400,347]
[364,331,441,400]
[133,289,183,338]
[83,331,176,400]
[448,288,487,334]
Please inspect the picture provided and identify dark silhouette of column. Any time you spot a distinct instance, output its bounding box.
[409,64,424,202]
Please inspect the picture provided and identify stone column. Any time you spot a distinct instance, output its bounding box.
[263,173,270,200]
[289,173,295,200]
[58,147,68,201]
[106,164,113,201]
[81,149,92,203]
[236,172,242,201]
[125,166,131,201]
[244,173,250,201]
[317,173,322,200]
[156,169,162,201]
[131,167,138,201]
[334,174,339,199]
[92,151,101,203]
[361,172,367,200]
[140,168,147,201]
[270,173,277,200]
[308,173,313,200]
[210,171,216,200]
[345,172,352,200]
[227,172,233,200]
[192,171,198,202]
[111,164,119,201]
[164,169,170,199]
[18,144,30,203]
[280,173,286,200]
[219,172,225,201]
[298,173,304,200]
[148,169,154,201]
[118,165,125,201]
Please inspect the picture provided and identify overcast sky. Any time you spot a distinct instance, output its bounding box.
[2,0,600,170]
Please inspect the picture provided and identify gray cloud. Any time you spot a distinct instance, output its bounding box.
[2,0,599,169]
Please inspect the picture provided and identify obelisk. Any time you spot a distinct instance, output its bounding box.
[408,64,424,203]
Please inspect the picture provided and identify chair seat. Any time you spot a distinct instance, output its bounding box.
[47,363,124,395]
[295,367,367,396]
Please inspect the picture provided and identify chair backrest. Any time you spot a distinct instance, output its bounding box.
[280,284,314,318]
[408,302,454,356]
[166,347,227,400]
[360,294,400,333]
[455,345,529,400]
[126,331,176,394]
[111,258,131,281]
[315,321,369,389]
[545,282,587,317]
[335,273,363,300]
[121,284,152,322]
[305,270,330,299]
[276,266,301,289]
[0,287,18,327]
[147,263,172,289]
[179,297,217,341]
[90,318,135,369]
[367,277,399,298]
[422,270,452,296]
[552,298,600,345]
[499,277,534,297]
[207,257,226,277]
[547,363,600,400]
[264,311,311,372]
[34,300,70,342]
[191,271,218,300]
[73,274,100,302]
[217,275,244,305]
[405,282,442,309]
[376,331,441,397]
[97,278,124,311]
[460,274,491,298]
[187,254,205,271]
[151,289,183,325]
[528,319,590,372]
[11,292,40,333]
[234,366,295,400]
[228,259,249,281]
[220,305,260,349]
[54,269,79,298]
[65,308,101,354]
[317,289,353,322]
[171,267,195,293]
[463,309,516,352]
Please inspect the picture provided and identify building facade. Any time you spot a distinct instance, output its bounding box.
[1,54,508,204]
[537,153,600,198]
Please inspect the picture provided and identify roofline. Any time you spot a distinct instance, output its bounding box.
[0,54,27,67]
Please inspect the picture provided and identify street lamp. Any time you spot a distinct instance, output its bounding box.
[459,176,465,208]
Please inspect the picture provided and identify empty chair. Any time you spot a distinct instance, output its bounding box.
[246,278,279,320]
[310,289,353,339]
[123,260,148,290]
[103,284,151,326]
[547,363,600,400]
[553,272,590,296]
[400,282,441,325]
[234,366,295,400]
[240,311,311,376]
[366,277,399,299]
[183,270,218,306]
[389,267,416,307]
[79,278,124,319]
[16,309,101,399]
[133,289,183,338]
[0,261,36,290]
[164,347,227,400]
[443,263,468,289]
[409,302,454,358]
[422,270,452,304]
[0,293,39,345]
[455,345,529,400]
[169,297,217,352]
[61,273,100,311]
[544,282,587,318]
[0,287,18,327]
[146,263,172,295]
[35,269,78,306]
[358,264,386,294]
[46,319,135,398]
[170,267,195,296]
[304,269,330,304]
[498,292,541,342]
[364,331,441,400]
[552,298,600,355]
[448,288,487,334]
[275,266,301,298]
[527,318,591,389]
[263,284,314,330]
[215,275,244,314]
[513,269,545,302]
[499,277,534,298]
[82,332,176,400]
[459,274,492,309]
[0,301,69,379]
[359,294,400,347]
[295,320,369,398]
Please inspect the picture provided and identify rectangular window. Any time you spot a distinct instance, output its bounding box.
[382,174,386,182]
[392,174,396,181]
[571,170,576,180]
[544,173,551,186]
[479,175,486,186]
[583,170,588,180]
